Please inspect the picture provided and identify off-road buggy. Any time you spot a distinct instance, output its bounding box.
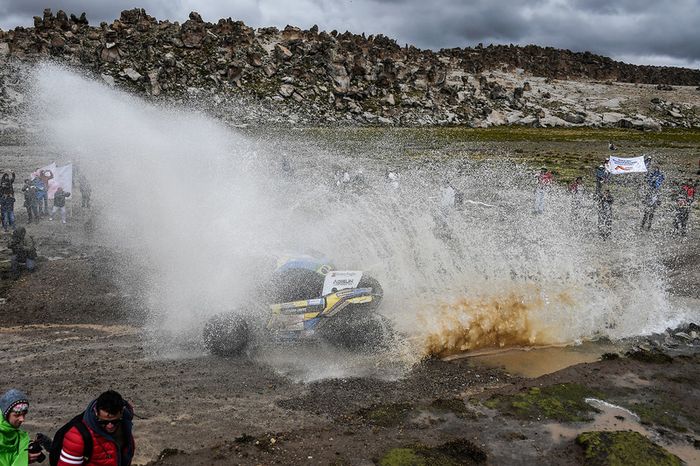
[203,255,392,356]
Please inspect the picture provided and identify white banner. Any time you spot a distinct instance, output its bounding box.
[49,164,73,199]
[606,156,648,174]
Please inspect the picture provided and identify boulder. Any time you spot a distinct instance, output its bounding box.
[278,84,295,97]
[124,68,142,81]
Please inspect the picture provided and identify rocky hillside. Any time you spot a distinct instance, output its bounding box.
[1,8,700,128]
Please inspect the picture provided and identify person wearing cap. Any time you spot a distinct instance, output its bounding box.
[57,390,135,466]
[0,389,42,465]
[595,162,610,197]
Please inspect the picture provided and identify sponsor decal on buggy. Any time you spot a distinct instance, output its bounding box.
[322,270,363,295]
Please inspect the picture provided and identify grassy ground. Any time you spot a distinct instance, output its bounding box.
[282,127,700,185]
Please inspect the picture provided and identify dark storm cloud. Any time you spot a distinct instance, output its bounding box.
[1,0,698,68]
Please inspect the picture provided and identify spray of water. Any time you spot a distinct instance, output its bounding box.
[25,64,696,380]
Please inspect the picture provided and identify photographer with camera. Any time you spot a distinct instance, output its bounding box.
[0,389,46,465]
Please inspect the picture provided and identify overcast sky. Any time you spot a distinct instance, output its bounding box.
[1,0,699,69]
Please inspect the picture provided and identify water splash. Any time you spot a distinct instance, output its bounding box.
[25,64,697,377]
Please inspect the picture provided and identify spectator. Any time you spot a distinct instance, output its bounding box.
[0,171,15,196]
[598,189,614,239]
[644,156,652,171]
[79,175,92,208]
[641,166,665,230]
[0,389,43,465]
[680,178,696,203]
[673,192,691,236]
[32,177,47,217]
[569,176,584,219]
[595,163,610,197]
[0,192,15,232]
[56,390,135,466]
[645,166,665,192]
[8,227,37,279]
[37,170,53,216]
[533,167,552,214]
[21,180,39,224]
[49,188,71,224]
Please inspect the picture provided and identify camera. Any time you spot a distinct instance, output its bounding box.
[27,441,46,462]
[27,433,52,463]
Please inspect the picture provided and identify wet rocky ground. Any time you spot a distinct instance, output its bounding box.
[1,133,699,465]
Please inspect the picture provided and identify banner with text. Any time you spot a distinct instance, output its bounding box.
[606,156,647,174]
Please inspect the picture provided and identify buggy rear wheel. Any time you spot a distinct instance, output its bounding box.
[320,313,394,353]
[203,313,250,356]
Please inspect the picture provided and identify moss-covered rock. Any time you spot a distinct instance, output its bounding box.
[576,431,682,466]
[379,448,426,466]
[626,349,673,364]
[429,398,478,419]
[379,439,487,466]
[483,383,602,422]
[358,402,413,427]
[629,399,689,433]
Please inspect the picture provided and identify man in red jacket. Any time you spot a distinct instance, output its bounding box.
[58,391,135,466]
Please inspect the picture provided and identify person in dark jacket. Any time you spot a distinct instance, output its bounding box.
[598,189,614,239]
[673,191,692,236]
[21,180,39,224]
[0,192,15,232]
[569,176,584,219]
[0,171,15,196]
[78,175,91,208]
[594,163,609,197]
[57,391,135,466]
[8,227,36,279]
[49,188,71,224]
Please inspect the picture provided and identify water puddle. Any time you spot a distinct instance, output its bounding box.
[546,398,700,465]
[448,342,617,378]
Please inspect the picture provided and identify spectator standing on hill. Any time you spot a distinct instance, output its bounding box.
[641,166,665,230]
[0,193,15,232]
[0,171,15,196]
[37,170,53,216]
[569,176,584,219]
[49,188,71,224]
[56,390,135,466]
[680,179,696,203]
[594,163,609,197]
[31,177,46,217]
[533,167,552,214]
[598,189,614,239]
[78,175,91,208]
[673,192,691,236]
[21,181,38,224]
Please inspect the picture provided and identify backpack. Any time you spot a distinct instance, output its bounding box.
[49,413,93,466]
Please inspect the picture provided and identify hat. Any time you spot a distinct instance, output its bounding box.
[1,389,29,419]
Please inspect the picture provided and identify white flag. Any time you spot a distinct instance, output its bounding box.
[606,156,648,174]
[49,164,73,199]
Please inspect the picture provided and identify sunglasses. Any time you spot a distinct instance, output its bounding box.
[10,408,28,416]
[96,418,123,427]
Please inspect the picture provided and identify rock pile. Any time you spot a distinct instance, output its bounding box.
[1,8,699,128]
